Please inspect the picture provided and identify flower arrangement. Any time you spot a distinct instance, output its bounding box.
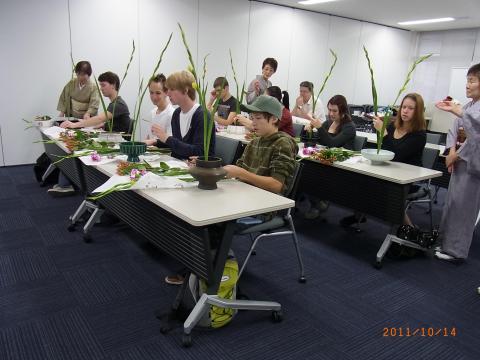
[178,23,223,161]
[88,160,192,200]
[229,48,245,115]
[363,46,432,153]
[130,33,172,141]
[308,147,355,165]
[306,49,337,140]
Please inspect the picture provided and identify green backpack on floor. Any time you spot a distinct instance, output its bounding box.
[189,256,239,328]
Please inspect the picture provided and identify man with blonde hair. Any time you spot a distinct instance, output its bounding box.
[151,70,215,159]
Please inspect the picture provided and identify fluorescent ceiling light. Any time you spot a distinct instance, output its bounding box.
[398,17,455,25]
[298,0,337,5]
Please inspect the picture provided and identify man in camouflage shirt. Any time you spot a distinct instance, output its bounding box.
[224,95,297,194]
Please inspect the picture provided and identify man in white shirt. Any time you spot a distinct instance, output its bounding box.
[144,74,174,145]
[151,70,215,160]
[291,81,326,124]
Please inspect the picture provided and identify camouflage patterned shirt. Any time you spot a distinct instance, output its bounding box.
[236,131,297,194]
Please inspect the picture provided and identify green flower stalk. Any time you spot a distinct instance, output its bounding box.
[363,46,431,153]
[93,41,136,132]
[130,33,172,141]
[312,49,338,116]
[229,49,245,115]
[178,23,222,161]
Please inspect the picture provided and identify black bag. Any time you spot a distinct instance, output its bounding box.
[33,153,59,185]
[396,225,438,248]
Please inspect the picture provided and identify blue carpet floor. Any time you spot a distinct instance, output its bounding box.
[0,165,479,359]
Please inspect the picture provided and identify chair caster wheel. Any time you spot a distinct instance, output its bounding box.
[83,234,92,243]
[67,223,76,232]
[182,333,192,347]
[272,310,283,323]
[298,276,306,283]
[373,261,382,269]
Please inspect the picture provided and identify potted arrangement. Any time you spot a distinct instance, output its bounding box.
[178,23,226,190]
[301,49,338,147]
[362,46,431,164]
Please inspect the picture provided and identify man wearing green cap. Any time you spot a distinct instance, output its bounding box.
[224,95,297,194]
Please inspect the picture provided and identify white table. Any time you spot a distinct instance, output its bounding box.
[216,130,250,144]
[94,160,294,227]
[299,157,441,225]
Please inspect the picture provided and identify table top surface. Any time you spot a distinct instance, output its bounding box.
[216,131,250,144]
[304,156,442,184]
[95,161,294,226]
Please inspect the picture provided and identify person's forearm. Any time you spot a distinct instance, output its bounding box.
[77,113,106,128]
[215,114,233,126]
[237,169,282,193]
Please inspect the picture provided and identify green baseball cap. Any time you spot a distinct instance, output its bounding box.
[241,95,282,119]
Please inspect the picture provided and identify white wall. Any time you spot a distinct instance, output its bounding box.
[411,28,480,132]
[1,0,419,166]
[0,0,72,166]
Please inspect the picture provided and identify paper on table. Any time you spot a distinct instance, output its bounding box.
[341,155,366,164]
[92,172,196,193]
[79,154,118,166]
[42,126,65,139]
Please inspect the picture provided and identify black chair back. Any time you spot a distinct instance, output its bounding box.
[353,136,367,151]
[422,147,440,169]
[285,162,303,200]
[426,133,442,145]
[292,123,304,137]
[214,136,241,165]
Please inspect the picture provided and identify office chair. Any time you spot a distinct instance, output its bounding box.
[353,136,367,152]
[405,147,440,231]
[215,135,241,165]
[375,148,440,268]
[236,162,306,283]
[181,163,305,345]
[426,132,442,145]
[348,104,365,116]
[292,123,304,138]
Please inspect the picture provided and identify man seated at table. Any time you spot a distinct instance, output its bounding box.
[60,71,131,133]
[291,81,326,123]
[144,73,175,145]
[149,70,215,160]
[50,71,130,197]
[207,76,238,127]
[166,95,297,285]
[224,95,297,195]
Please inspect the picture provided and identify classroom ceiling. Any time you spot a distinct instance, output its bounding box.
[261,0,480,31]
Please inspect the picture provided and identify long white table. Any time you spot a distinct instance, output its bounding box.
[41,127,294,345]
[299,157,441,225]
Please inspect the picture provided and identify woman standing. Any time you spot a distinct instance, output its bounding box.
[434,63,480,262]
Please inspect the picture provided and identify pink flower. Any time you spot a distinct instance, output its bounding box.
[90,151,101,162]
[302,147,316,156]
[129,169,140,180]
